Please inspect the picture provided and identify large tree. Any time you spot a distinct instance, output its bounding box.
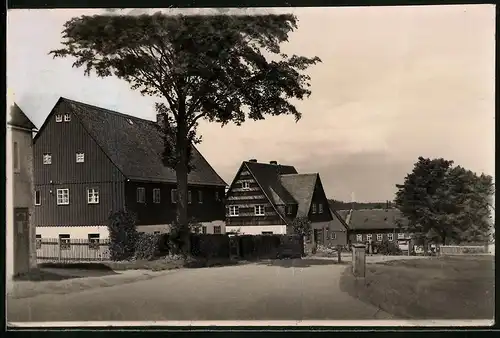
[50,12,320,253]
[394,157,494,245]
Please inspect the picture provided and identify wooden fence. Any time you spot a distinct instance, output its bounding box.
[36,238,111,263]
[440,245,488,255]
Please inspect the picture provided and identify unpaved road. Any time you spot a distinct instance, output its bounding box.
[8,259,394,322]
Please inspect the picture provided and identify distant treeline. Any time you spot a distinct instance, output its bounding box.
[328,200,393,210]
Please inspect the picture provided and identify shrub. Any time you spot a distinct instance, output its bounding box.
[134,233,163,260]
[107,209,138,261]
[377,239,403,256]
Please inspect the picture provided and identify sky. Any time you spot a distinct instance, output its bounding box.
[7,5,495,202]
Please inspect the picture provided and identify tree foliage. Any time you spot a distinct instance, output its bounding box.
[394,157,494,245]
[291,216,312,238]
[50,13,321,253]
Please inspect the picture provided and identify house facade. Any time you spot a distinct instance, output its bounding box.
[341,208,410,248]
[6,103,38,280]
[33,97,227,242]
[225,159,347,245]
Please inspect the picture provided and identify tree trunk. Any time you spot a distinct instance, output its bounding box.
[175,114,190,256]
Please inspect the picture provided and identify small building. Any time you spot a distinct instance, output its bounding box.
[6,102,38,281]
[225,159,347,245]
[343,208,410,249]
[33,97,227,242]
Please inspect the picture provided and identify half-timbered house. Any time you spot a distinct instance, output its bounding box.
[225,159,348,245]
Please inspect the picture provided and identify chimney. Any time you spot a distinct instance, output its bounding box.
[156,113,166,127]
[270,161,278,165]
[249,159,257,163]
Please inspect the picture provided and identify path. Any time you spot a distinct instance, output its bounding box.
[8,259,394,322]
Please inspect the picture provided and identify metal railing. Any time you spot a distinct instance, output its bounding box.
[36,238,111,263]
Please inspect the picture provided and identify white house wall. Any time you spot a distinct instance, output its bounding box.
[226,225,287,235]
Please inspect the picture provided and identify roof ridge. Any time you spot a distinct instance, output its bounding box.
[62,97,154,124]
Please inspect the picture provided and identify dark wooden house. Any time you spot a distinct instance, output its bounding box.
[341,208,410,247]
[33,97,227,240]
[225,159,348,245]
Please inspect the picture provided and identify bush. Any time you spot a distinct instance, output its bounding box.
[377,240,403,256]
[134,233,163,260]
[107,209,138,261]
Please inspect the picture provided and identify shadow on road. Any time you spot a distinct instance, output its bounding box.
[256,258,349,268]
[13,269,87,282]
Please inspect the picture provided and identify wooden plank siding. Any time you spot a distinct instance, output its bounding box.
[307,176,334,223]
[33,182,125,226]
[33,101,125,185]
[33,101,126,226]
[225,163,283,227]
[125,181,225,225]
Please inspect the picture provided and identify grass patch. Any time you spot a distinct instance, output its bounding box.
[340,255,495,320]
[38,256,241,272]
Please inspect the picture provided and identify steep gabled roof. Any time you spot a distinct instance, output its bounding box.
[8,103,37,130]
[348,209,408,230]
[244,161,298,206]
[279,173,318,217]
[330,208,349,231]
[37,97,226,186]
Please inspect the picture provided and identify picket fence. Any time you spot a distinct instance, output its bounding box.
[36,238,111,263]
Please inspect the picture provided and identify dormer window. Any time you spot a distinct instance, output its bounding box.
[55,115,63,123]
[76,153,85,163]
[64,114,71,122]
[318,203,324,214]
[286,205,293,215]
[241,181,250,190]
[43,153,52,165]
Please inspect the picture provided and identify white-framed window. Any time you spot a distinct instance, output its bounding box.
[254,205,265,216]
[229,205,239,216]
[136,187,145,203]
[312,203,317,214]
[153,188,161,203]
[318,203,323,214]
[56,189,69,205]
[366,234,373,241]
[87,188,99,204]
[202,226,207,234]
[76,152,85,163]
[331,232,337,240]
[35,191,41,206]
[64,114,71,122]
[55,115,63,123]
[377,233,383,241]
[171,189,177,204]
[356,234,363,242]
[36,234,42,249]
[398,232,405,239]
[262,231,274,235]
[43,153,52,165]
[214,226,222,234]
[388,233,394,241]
[198,190,203,204]
[13,141,20,172]
[59,234,70,250]
[88,233,100,250]
[286,205,293,215]
[241,181,250,190]
[188,190,192,204]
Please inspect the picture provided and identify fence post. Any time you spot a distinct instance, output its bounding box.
[352,244,366,278]
[336,245,342,263]
[58,238,62,262]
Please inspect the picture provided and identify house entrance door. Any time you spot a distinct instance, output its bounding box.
[14,208,30,276]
